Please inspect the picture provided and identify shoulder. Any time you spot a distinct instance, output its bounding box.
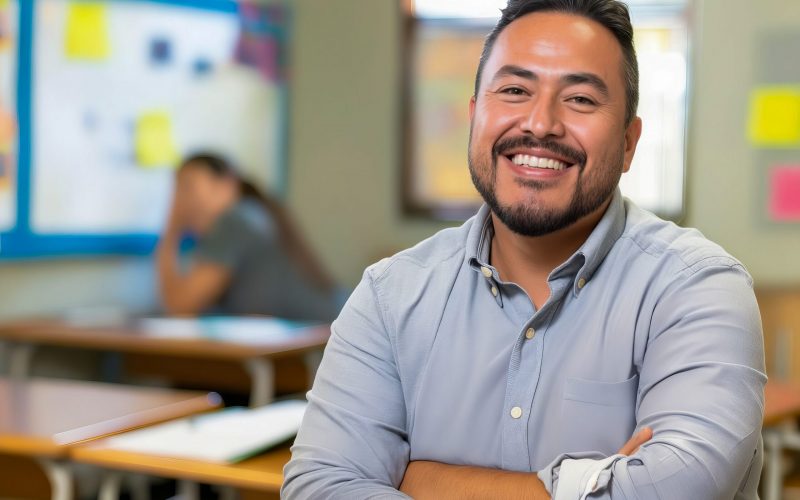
[619,198,750,283]
[217,199,276,238]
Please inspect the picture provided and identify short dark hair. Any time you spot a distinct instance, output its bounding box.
[474,0,639,124]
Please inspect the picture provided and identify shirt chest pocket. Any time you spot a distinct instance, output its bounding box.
[558,374,639,455]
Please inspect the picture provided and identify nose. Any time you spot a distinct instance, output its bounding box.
[520,94,565,139]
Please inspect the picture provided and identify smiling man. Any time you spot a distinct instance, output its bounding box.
[282,1,765,499]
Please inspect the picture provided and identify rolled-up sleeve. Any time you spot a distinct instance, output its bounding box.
[538,262,766,499]
[282,268,411,499]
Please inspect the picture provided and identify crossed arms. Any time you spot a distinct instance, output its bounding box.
[283,264,765,499]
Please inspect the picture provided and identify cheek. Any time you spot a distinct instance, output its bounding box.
[567,114,623,153]
[472,101,520,144]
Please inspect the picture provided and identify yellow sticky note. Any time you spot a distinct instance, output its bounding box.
[135,111,180,168]
[748,86,800,147]
[65,2,110,60]
[0,0,9,9]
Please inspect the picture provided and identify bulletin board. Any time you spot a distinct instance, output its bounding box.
[0,0,288,258]
[750,31,800,224]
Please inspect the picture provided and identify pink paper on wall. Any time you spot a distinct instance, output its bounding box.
[769,165,800,221]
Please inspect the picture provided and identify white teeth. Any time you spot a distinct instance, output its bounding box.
[511,154,567,171]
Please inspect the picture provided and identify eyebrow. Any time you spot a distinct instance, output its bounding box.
[492,64,537,83]
[490,65,610,99]
[562,72,610,99]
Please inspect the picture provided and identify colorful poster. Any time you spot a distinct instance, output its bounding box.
[0,0,15,232]
[235,1,282,82]
[0,103,14,187]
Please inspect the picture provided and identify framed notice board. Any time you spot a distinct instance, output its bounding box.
[0,0,288,258]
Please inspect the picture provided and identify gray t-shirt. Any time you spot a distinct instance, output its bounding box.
[193,198,340,321]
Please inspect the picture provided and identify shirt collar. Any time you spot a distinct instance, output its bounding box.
[466,189,627,296]
[466,204,494,270]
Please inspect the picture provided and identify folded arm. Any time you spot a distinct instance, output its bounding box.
[397,264,764,500]
[399,429,652,500]
[537,263,766,499]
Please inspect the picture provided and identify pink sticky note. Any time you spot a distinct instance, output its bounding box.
[769,165,800,221]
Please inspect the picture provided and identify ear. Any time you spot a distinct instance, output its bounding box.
[469,95,476,122]
[622,116,642,173]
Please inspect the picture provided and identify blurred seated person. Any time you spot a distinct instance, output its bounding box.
[157,153,341,321]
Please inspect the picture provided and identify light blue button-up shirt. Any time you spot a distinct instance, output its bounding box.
[283,190,766,499]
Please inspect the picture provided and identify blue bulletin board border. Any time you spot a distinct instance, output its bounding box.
[0,0,290,260]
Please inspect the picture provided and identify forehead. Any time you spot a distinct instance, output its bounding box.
[483,11,625,89]
[178,164,213,183]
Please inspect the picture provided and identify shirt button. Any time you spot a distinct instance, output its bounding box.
[525,328,535,340]
[577,277,587,289]
[490,286,499,297]
[480,266,493,278]
[510,406,523,419]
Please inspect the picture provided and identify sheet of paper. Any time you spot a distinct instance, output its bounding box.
[748,86,800,147]
[138,316,319,344]
[105,400,308,463]
[65,2,111,61]
[768,165,800,221]
[134,110,180,168]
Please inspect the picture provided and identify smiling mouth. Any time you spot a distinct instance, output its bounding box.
[507,153,572,171]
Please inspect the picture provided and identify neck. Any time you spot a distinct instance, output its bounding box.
[489,198,611,307]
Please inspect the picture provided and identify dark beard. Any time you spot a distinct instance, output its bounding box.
[468,135,621,237]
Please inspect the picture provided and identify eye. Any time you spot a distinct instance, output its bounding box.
[498,86,528,96]
[567,96,597,106]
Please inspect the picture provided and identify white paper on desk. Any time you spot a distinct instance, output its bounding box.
[105,400,308,463]
[139,317,319,344]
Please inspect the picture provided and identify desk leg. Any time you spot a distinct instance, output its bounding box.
[218,485,238,500]
[303,350,323,389]
[98,471,123,500]
[245,357,275,407]
[9,342,36,379]
[38,460,74,500]
[763,430,783,500]
[178,480,200,500]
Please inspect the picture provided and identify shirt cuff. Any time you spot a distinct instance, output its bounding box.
[537,453,623,500]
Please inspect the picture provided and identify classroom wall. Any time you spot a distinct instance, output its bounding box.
[287,0,450,288]
[684,0,800,286]
[0,257,156,319]
[0,0,797,324]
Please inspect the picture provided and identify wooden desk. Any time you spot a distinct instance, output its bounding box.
[72,441,290,497]
[0,317,331,406]
[762,380,800,500]
[72,380,800,500]
[0,376,220,500]
[764,380,800,426]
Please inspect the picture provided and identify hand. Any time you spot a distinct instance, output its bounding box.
[166,187,190,235]
[617,426,652,455]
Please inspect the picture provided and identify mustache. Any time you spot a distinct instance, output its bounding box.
[492,136,587,167]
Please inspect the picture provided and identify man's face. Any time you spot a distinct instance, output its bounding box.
[468,11,641,237]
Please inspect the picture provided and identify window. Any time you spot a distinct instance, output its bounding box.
[402,0,690,220]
